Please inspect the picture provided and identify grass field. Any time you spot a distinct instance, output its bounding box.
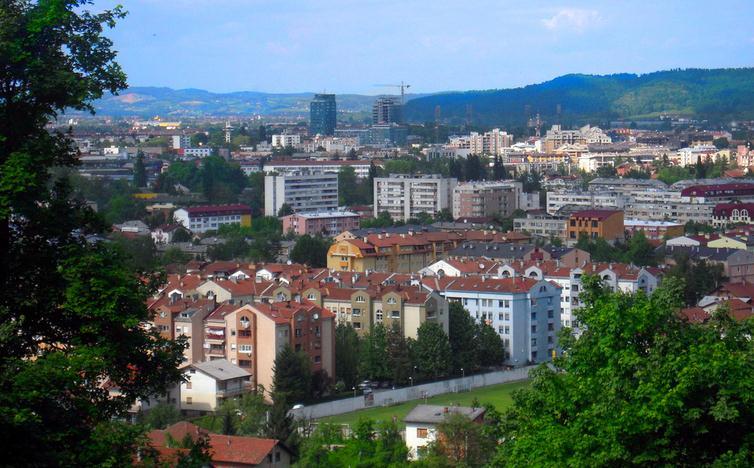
[319,379,529,427]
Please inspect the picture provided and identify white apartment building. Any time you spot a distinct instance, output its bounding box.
[172,134,191,149]
[546,191,627,215]
[174,204,252,234]
[373,174,457,221]
[437,277,562,365]
[623,189,715,223]
[264,170,339,216]
[181,147,213,158]
[263,160,373,179]
[271,134,302,148]
[513,213,567,240]
[674,145,724,167]
[578,153,620,172]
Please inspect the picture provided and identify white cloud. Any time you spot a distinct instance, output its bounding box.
[542,8,602,33]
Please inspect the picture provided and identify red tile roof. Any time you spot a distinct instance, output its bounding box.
[444,277,541,294]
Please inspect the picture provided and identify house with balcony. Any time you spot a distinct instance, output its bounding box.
[180,359,251,414]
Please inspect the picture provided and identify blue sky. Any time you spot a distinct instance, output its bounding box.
[93,0,754,94]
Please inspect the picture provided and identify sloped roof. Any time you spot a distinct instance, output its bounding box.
[191,359,250,381]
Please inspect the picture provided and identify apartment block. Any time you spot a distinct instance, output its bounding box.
[546,191,627,215]
[281,210,360,237]
[174,204,252,234]
[435,277,562,366]
[452,181,518,219]
[373,174,457,221]
[566,209,625,245]
[271,134,302,148]
[513,212,567,240]
[624,219,684,240]
[264,171,339,216]
[263,160,374,179]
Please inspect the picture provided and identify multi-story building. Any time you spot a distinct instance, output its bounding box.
[373,174,457,221]
[327,231,463,273]
[172,134,191,149]
[180,147,213,158]
[543,124,611,153]
[263,160,374,179]
[174,204,252,234]
[300,284,449,339]
[281,210,361,237]
[310,94,337,136]
[372,97,402,125]
[264,171,339,216]
[513,212,567,240]
[623,189,714,223]
[452,181,518,219]
[712,203,754,227]
[468,129,513,155]
[566,209,625,245]
[546,191,627,215]
[179,360,251,413]
[624,219,684,240]
[241,300,335,397]
[271,134,302,148]
[434,277,562,365]
[588,177,667,194]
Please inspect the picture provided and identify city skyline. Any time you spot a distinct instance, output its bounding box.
[93,0,754,94]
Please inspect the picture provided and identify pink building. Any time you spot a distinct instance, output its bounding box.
[282,211,361,237]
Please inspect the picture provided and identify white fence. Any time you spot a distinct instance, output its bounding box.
[290,365,535,420]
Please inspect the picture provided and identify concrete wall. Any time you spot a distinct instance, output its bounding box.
[290,366,535,420]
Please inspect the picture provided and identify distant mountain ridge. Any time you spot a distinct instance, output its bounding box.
[403,68,754,126]
[89,87,415,118]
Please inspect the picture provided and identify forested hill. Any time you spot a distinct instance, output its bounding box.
[403,68,754,126]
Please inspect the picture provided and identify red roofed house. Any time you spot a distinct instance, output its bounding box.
[174,204,252,233]
[566,209,624,246]
[147,421,292,467]
[712,202,754,228]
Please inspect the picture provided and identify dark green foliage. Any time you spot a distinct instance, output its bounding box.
[272,345,312,405]
[111,232,157,271]
[105,193,147,224]
[360,211,394,228]
[576,232,657,266]
[496,276,754,466]
[463,154,487,181]
[413,322,452,379]
[277,203,294,217]
[298,418,408,467]
[290,234,331,267]
[666,253,725,306]
[405,68,754,125]
[386,323,414,386]
[133,151,147,187]
[335,323,361,389]
[449,302,479,374]
[338,166,373,206]
[155,156,247,203]
[492,155,508,180]
[476,322,506,367]
[359,323,391,381]
[140,403,182,430]
[0,2,185,464]
[239,171,265,217]
[517,170,542,192]
[418,413,495,467]
[171,227,193,243]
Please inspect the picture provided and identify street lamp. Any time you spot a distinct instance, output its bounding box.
[352,386,356,398]
[409,376,413,387]
[461,368,465,378]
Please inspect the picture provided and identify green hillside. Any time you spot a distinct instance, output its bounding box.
[403,68,754,126]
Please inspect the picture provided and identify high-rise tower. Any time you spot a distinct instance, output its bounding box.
[309,94,336,136]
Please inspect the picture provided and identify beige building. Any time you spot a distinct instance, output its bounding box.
[180,360,251,414]
[452,182,518,219]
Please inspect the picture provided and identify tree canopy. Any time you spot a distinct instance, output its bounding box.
[496,275,754,466]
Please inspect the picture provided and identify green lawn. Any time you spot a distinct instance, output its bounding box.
[319,379,529,427]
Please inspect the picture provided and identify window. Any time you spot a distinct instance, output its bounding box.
[498,326,504,334]
[186,397,192,405]
[352,308,361,317]
[353,322,361,329]
[531,338,537,346]
[314,355,321,363]
[531,325,537,333]
[417,428,428,439]
[505,313,510,320]
[504,326,510,334]
[295,328,302,337]
[531,351,538,360]
[548,309,554,319]
[376,310,383,321]
[307,293,316,300]
[548,336,554,344]
[391,310,400,318]
[185,381,192,389]
[503,300,510,308]
[498,313,504,320]
[548,323,555,331]
[355,296,365,303]
[387,297,397,304]
[531,312,537,320]
[240,344,252,353]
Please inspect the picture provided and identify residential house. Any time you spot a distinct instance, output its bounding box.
[404,405,486,461]
[180,360,251,413]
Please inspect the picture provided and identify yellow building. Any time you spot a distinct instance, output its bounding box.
[707,235,751,251]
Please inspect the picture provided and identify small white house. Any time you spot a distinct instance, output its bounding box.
[403,405,486,460]
[180,359,251,414]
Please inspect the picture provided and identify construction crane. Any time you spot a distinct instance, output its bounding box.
[373,81,411,105]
